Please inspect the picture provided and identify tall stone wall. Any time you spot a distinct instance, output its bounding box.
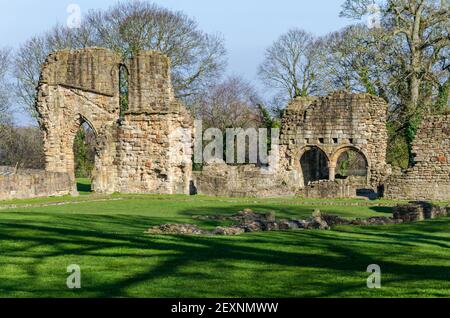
[384,115,450,201]
[36,48,121,193]
[0,167,73,200]
[126,51,174,113]
[193,92,391,198]
[114,51,193,194]
[279,92,390,189]
[35,48,193,195]
[115,110,193,195]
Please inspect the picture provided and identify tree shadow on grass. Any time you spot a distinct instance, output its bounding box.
[369,206,393,214]
[0,211,449,298]
[77,180,92,194]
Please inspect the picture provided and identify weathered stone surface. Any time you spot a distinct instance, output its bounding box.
[0,167,73,200]
[304,210,331,230]
[278,220,300,230]
[393,204,425,222]
[193,92,391,199]
[320,214,351,227]
[145,224,205,235]
[297,178,372,199]
[193,163,297,197]
[192,94,448,201]
[35,48,193,196]
[393,201,449,222]
[279,92,390,190]
[3,47,448,202]
[385,116,450,201]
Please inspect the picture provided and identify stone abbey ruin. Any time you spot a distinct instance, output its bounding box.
[0,48,449,201]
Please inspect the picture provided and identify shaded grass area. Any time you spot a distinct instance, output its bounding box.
[76,178,92,195]
[0,192,449,298]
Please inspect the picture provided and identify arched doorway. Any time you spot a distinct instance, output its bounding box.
[300,147,330,186]
[333,148,368,183]
[73,118,97,194]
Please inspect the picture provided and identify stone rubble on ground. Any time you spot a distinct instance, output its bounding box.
[145,203,449,236]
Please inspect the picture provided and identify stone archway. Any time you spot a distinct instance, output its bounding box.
[299,146,330,186]
[36,49,122,194]
[72,116,99,192]
[330,146,370,184]
[36,48,193,195]
[68,115,99,181]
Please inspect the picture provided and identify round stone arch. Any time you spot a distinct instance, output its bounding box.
[294,145,331,187]
[329,145,370,183]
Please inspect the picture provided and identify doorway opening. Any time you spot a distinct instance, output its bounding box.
[300,147,329,186]
[73,121,97,194]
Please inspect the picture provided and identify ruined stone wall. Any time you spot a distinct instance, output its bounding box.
[36,48,193,195]
[36,48,121,193]
[126,51,174,113]
[384,115,450,201]
[115,110,193,194]
[193,164,297,198]
[192,92,390,198]
[26,49,448,201]
[279,92,390,189]
[114,51,193,194]
[0,167,73,200]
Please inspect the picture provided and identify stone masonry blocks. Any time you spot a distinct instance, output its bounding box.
[35,48,193,195]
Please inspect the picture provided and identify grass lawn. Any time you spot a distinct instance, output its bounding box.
[76,178,93,195]
[0,180,448,298]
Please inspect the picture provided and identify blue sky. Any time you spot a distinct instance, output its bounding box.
[0,0,353,125]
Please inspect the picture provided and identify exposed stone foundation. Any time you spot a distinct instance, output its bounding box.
[145,204,450,237]
[297,177,376,199]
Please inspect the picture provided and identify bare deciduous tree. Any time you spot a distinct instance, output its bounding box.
[0,124,44,169]
[192,76,262,130]
[85,1,227,99]
[318,25,391,99]
[341,0,450,164]
[0,48,11,123]
[258,29,323,104]
[13,0,227,118]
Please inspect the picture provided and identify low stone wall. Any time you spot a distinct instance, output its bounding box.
[297,177,375,199]
[384,116,450,201]
[384,173,450,201]
[0,167,74,201]
[193,164,377,199]
[298,180,357,199]
[193,164,297,197]
[393,202,449,222]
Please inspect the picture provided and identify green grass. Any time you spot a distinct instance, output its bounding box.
[76,178,92,195]
[0,181,449,298]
